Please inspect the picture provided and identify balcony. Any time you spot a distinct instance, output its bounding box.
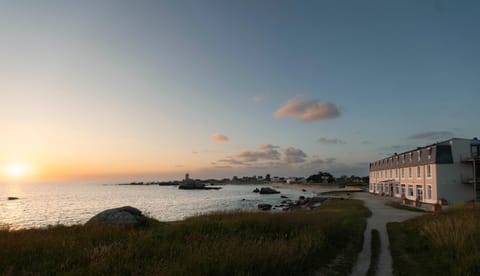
[462,153,480,163]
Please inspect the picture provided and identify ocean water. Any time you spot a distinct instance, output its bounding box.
[0,182,314,229]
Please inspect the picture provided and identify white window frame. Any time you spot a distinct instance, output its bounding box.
[426,165,432,178]
[408,167,412,178]
[408,185,414,197]
[427,185,432,200]
[417,166,421,178]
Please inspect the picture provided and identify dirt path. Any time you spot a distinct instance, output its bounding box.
[350,193,423,276]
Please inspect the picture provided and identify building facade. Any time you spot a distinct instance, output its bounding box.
[369,138,480,205]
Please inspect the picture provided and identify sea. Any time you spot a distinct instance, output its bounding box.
[0,182,314,229]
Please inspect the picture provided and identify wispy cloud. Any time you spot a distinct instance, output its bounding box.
[210,133,229,143]
[274,98,340,122]
[318,137,346,145]
[408,131,454,140]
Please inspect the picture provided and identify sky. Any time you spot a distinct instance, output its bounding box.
[1,0,479,183]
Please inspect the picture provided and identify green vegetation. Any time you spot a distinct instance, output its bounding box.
[385,200,426,213]
[0,199,370,275]
[367,229,380,276]
[388,205,480,276]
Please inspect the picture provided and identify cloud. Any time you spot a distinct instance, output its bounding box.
[237,149,281,162]
[210,133,229,143]
[283,147,307,163]
[408,131,454,140]
[218,158,244,165]
[318,137,346,145]
[258,144,279,151]
[274,99,340,122]
[215,145,308,167]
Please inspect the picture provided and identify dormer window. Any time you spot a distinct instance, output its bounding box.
[417,151,421,161]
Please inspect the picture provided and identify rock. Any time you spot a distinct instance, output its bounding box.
[253,188,260,193]
[179,181,206,190]
[302,189,307,192]
[86,206,145,226]
[280,195,288,198]
[258,204,272,211]
[259,187,280,194]
[7,197,19,200]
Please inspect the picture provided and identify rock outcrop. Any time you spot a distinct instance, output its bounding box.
[178,182,206,190]
[258,204,272,211]
[86,206,146,226]
[259,187,280,194]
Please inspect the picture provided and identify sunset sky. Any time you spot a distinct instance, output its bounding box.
[1,0,479,183]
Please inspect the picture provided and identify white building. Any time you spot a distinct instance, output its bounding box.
[369,138,480,205]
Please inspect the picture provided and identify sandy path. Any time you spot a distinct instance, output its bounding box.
[350,193,423,276]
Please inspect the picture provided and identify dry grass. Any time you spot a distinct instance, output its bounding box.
[388,205,480,276]
[0,199,370,275]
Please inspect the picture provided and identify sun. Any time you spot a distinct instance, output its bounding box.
[3,163,30,177]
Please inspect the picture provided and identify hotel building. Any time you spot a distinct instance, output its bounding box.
[369,138,480,205]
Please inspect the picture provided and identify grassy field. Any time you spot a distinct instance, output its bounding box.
[0,199,370,275]
[388,205,480,276]
[385,200,426,213]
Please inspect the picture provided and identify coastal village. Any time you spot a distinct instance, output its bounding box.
[2,1,479,275]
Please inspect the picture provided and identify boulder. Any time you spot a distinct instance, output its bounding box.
[253,188,260,193]
[259,187,280,194]
[258,204,272,211]
[280,195,288,199]
[7,197,19,200]
[86,206,145,226]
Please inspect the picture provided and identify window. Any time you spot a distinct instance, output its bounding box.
[401,184,406,197]
[416,185,423,201]
[417,151,421,161]
[395,169,398,178]
[395,184,399,194]
[408,167,412,178]
[401,168,404,178]
[427,165,431,177]
[427,185,432,200]
[408,185,414,197]
[417,166,421,178]
[390,169,392,178]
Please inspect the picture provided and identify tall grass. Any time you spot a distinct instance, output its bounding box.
[388,205,480,276]
[0,199,369,275]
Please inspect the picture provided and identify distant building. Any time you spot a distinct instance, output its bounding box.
[286,177,306,184]
[369,138,480,205]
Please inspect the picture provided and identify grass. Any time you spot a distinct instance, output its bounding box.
[366,229,380,276]
[385,200,426,212]
[0,199,370,275]
[388,205,480,276]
